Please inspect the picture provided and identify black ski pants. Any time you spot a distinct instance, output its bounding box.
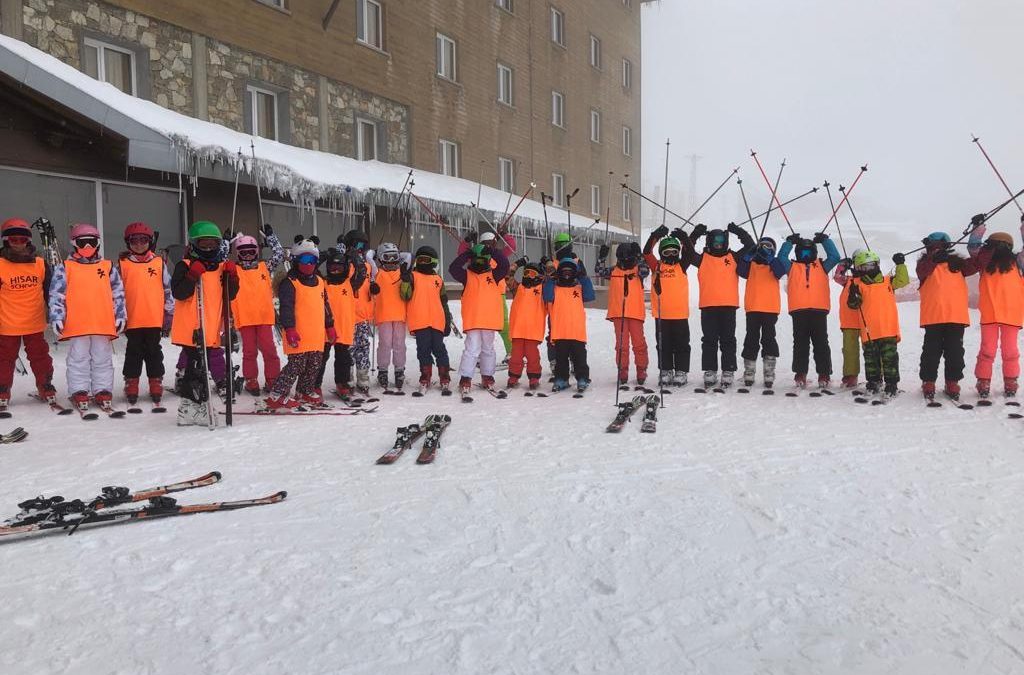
[553,339,590,383]
[414,328,450,368]
[919,323,966,383]
[741,312,780,361]
[123,327,165,379]
[655,318,690,372]
[700,307,738,372]
[318,342,353,387]
[791,309,832,376]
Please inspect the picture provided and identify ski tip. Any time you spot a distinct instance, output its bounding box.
[210,471,224,481]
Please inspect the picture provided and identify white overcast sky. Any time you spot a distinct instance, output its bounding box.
[641,0,1024,242]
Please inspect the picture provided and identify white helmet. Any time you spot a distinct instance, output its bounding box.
[377,242,401,265]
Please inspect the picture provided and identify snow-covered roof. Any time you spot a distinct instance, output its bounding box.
[0,35,634,242]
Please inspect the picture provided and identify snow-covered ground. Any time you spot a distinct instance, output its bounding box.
[2,292,1024,675]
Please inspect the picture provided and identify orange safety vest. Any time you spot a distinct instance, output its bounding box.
[919,263,970,327]
[120,257,165,330]
[743,262,780,314]
[461,268,504,331]
[354,261,374,323]
[787,261,830,312]
[838,279,862,330]
[325,280,356,345]
[856,276,901,342]
[283,277,327,355]
[697,254,740,309]
[650,263,689,320]
[62,259,117,340]
[407,272,446,333]
[171,266,224,348]
[232,262,276,328]
[509,284,547,341]
[373,268,407,324]
[0,257,47,336]
[549,284,587,342]
[606,267,646,320]
[978,267,1024,327]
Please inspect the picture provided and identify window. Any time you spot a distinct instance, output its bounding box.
[623,0,632,6]
[497,63,513,106]
[622,126,632,157]
[246,85,279,141]
[591,185,601,216]
[83,38,136,96]
[256,0,287,8]
[356,0,384,50]
[550,7,565,47]
[551,91,565,128]
[589,35,602,70]
[499,157,515,193]
[496,0,513,12]
[436,33,457,81]
[622,58,632,89]
[439,139,460,177]
[590,109,601,143]
[622,191,632,222]
[356,119,378,161]
[551,173,565,207]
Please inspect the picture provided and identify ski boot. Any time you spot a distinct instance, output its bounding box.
[658,370,673,388]
[176,398,203,426]
[148,378,164,405]
[260,394,302,412]
[394,368,405,392]
[865,379,881,396]
[552,378,570,393]
[70,390,91,413]
[841,374,858,389]
[244,377,261,396]
[742,359,757,388]
[720,371,735,390]
[124,378,140,405]
[943,380,961,402]
[527,376,540,391]
[794,373,808,389]
[977,378,991,402]
[817,375,831,393]
[0,386,10,415]
[636,370,647,387]
[507,374,521,389]
[439,366,452,396]
[922,381,937,402]
[673,370,688,387]
[377,370,389,390]
[702,370,717,390]
[1005,377,1018,399]
[883,382,899,400]
[356,369,371,397]
[37,382,58,406]
[576,378,591,394]
[336,382,353,401]
[458,376,473,398]
[763,356,777,390]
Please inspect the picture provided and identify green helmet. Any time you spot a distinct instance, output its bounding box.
[188,220,221,241]
[553,232,572,249]
[853,249,879,268]
[470,243,490,259]
[658,236,681,254]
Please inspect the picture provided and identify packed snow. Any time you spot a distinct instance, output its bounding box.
[1,284,1023,674]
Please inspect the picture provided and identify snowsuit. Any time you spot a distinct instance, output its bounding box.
[916,251,977,384]
[49,253,126,397]
[119,250,173,387]
[272,269,333,400]
[847,264,910,391]
[401,266,453,386]
[232,233,284,390]
[450,249,510,382]
[644,233,693,375]
[0,243,54,399]
[777,237,841,378]
[595,252,650,382]
[351,256,375,391]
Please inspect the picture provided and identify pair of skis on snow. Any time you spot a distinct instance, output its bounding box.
[376,414,452,465]
[0,426,28,444]
[1,471,285,539]
[606,394,660,433]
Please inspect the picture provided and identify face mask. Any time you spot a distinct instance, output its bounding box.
[76,244,98,258]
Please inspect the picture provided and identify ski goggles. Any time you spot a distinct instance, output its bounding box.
[236,245,260,258]
[415,255,438,267]
[3,235,30,246]
[194,237,220,250]
[295,253,319,266]
[127,234,152,246]
[522,267,541,279]
[73,236,100,248]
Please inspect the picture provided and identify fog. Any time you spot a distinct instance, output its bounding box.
[640,0,1024,245]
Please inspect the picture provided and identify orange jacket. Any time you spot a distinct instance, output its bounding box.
[550,284,587,342]
[171,268,224,348]
[283,276,328,355]
[606,267,646,320]
[979,268,1024,327]
[509,284,547,341]
[325,280,357,345]
[743,262,780,314]
[787,261,830,312]
[919,262,970,327]
[650,263,689,320]
[697,255,740,309]
[120,257,166,330]
[855,276,901,342]
[461,269,505,331]
[406,271,447,333]
[373,268,407,324]
[0,257,47,336]
[232,261,276,328]
[62,259,117,340]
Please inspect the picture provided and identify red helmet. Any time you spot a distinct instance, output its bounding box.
[1,218,32,239]
[124,222,154,243]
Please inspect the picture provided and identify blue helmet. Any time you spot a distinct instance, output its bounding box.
[922,231,951,247]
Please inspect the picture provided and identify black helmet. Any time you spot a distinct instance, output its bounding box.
[706,229,729,255]
[415,245,438,259]
[795,239,818,262]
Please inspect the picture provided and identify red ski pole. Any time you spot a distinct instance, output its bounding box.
[750,151,795,235]
[821,165,868,233]
[408,191,463,244]
[971,135,1023,213]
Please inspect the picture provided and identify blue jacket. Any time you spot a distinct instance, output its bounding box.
[737,249,785,280]
[776,237,841,276]
[543,276,595,304]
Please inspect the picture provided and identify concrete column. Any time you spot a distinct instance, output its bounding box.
[318,75,330,153]
[192,34,208,120]
[0,0,23,40]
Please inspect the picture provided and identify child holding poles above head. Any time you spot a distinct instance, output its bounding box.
[595,240,649,387]
[506,262,547,392]
[449,243,510,397]
[543,258,595,393]
[643,225,694,389]
[737,235,783,391]
[846,250,909,400]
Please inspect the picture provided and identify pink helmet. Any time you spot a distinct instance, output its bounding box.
[70,223,100,240]
[234,234,259,249]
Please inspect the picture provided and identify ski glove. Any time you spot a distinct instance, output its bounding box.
[971,213,987,227]
[261,223,274,237]
[652,225,669,239]
[186,260,207,282]
[598,244,610,260]
[726,222,743,236]
[670,228,686,242]
[690,224,708,240]
[221,260,238,278]
[285,328,301,348]
[786,233,802,245]
[51,321,64,337]
[326,326,338,344]
[813,232,829,243]
[369,281,381,295]
[892,252,905,265]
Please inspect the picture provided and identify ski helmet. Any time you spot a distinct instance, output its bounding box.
[852,249,880,270]
[615,242,639,268]
[187,221,222,261]
[756,236,777,259]
[233,234,260,261]
[343,229,368,251]
[795,238,817,262]
[706,229,729,255]
[922,231,951,248]
[658,236,681,255]
[188,221,220,242]
[556,257,578,285]
[521,262,544,287]
[323,248,350,281]
[377,242,401,266]
[70,223,101,257]
[70,223,100,241]
[553,232,572,250]
[1,218,31,241]
[123,222,154,249]
[987,232,1014,248]
[479,231,497,244]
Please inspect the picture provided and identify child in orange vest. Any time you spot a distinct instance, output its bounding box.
[643,226,694,388]
[688,223,755,390]
[846,250,909,399]
[596,241,649,386]
[832,254,864,389]
[231,223,284,396]
[737,234,784,390]
[507,262,547,391]
[968,222,1023,400]
[342,229,374,396]
[263,238,336,410]
[916,232,978,402]
[170,221,239,426]
[370,242,409,392]
[777,232,841,391]
[48,223,126,414]
[402,245,454,395]
[544,258,595,392]
[319,245,366,399]
[0,218,56,413]
[450,243,509,396]
[118,222,173,408]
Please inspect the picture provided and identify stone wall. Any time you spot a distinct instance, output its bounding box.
[325,81,410,164]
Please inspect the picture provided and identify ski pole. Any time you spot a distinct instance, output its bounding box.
[686,167,739,225]
[250,142,266,237]
[660,139,671,228]
[408,191,463,244]
[497,182,538,231]
[565,187,580,239]
[620,183,695,227]
[759,159,787,239]
[229,148,242,236]
[971,135,1023,213]
[604,171,614,241]
[751,152,794,235]
[736,178,758,241]
[837,185,871,249]
[222,268,234,427]
[540,192,555,260]
[820,165,868,234]
[822,182,849,258]
[376,170,414,249]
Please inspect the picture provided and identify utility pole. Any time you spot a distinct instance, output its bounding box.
[685,154,702,214]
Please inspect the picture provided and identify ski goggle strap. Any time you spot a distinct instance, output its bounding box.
[295,253,318,266]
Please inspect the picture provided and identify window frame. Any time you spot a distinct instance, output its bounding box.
[497,62,514,106]
[622,58,632,89]
[551,90,565,128]
[590,185,601,216]
[436,32,458,82]
[83,37,138,96]
[589,34,602,70]
[590,109,601,144]
[621,191,632,222]
[254,0,288,10]
[551,173,565,207]
[498,157,515,193]
[439,138,460,177]
[355,118,379,161]
[622,125,632,157]
[550,7,565,47]
[356,0,384,51]
[495,0,514,13]
[246,84,280,141]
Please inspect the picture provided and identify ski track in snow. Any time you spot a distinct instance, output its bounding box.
[2,296,1024,674]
